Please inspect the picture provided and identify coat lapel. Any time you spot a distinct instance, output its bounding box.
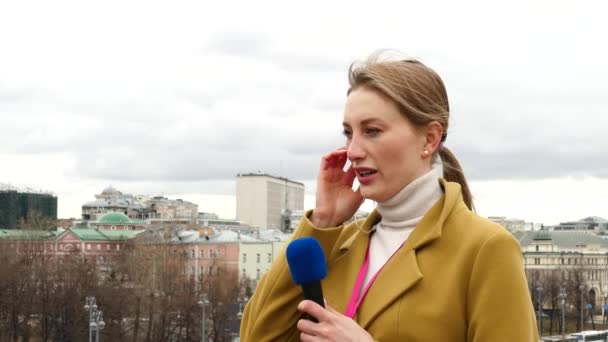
[358,247,422,329]
[357,179,464,328]
[324,211,380,314]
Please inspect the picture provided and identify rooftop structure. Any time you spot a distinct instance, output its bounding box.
[236,173,304,230]
[82,186,198,223]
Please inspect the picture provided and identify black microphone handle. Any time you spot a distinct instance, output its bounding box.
[301,281,325,322]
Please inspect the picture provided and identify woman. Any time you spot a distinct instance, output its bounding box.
[240,53,538,341]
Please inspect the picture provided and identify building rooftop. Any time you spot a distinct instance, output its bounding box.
[82,198,145,209]
[98,212,132,225]
[167,228,292,243]
[579,216,607,223]
[0,229,58,240]
[212,230,261,242]
[0,183,55,196]
[101,185,120,195]
[67,228,145,241]
[236,173,305,186]
[515,230,608,249]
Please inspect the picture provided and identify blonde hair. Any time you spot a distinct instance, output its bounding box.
[347,52,474,210]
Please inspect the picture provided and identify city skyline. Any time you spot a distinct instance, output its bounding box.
[1,1,607,226]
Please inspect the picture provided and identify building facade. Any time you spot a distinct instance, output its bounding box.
[551,216,608,233]
[238,242,275,284]
[82,186,198,223]
[236,173,304,230]
[0,227,145,270]
[0,185,57,229]
[516,230,608,311]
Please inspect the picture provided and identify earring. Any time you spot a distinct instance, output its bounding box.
[423,150,429,155]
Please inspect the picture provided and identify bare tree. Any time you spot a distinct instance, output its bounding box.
[16,209,57,231]
[0,234,246,342]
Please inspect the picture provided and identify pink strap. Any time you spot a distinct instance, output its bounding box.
[345,240,404,318]
[345,246,370,317]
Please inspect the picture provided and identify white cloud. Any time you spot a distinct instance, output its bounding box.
[1,0,607,223]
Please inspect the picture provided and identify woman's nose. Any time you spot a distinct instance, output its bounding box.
[347,136,365,162]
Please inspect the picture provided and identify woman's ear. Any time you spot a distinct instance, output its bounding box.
[422,121,443,157]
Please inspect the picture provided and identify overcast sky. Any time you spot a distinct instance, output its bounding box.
[1,0,607,225]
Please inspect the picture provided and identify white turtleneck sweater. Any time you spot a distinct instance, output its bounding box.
[362,157,444,289]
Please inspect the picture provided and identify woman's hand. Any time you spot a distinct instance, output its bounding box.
[297,300,374,342]
[310,148,364,228]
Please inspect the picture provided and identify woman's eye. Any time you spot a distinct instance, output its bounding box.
[366,127,380,136]
[342,129,352,138]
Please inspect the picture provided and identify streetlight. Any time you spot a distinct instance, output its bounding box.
[580,284,586,332]
[84,296,98,342]
[536,286,543,337]
[90,309,105,342]
[603,291,608,326]
[558,287,567,340]
[236,296,249,341]
[198,295,210,342]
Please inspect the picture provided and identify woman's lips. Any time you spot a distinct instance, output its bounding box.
[355,168,377,185]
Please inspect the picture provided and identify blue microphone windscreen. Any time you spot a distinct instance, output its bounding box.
[286,237,327,285]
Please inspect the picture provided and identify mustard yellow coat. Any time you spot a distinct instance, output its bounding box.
[240,180,538,341]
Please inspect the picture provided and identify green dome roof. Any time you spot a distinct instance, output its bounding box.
[533,231,552,241]
[98,212,132,225]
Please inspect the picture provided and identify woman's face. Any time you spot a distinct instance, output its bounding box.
[343,87,431,202]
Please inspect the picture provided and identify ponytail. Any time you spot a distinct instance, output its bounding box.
[439,146,474,211]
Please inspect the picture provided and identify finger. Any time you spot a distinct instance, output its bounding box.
[321,149,348,170]
[297,318,320,336]
[300,331,316,342]
[298,300,331,322]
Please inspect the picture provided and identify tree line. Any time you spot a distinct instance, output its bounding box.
[0,238,248,342]
[526,260,606,335]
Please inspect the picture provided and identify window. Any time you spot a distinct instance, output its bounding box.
[111,226,116,230]
[191,266,195,275]
[200,250,204,258]
[97,244,101,250]
[116,244,120,251]
[216,249,221,257]
[268,253,272,263]
[243,253,247,263]
[209,250,213,258]
[191,250,195,258]
[257,253,261,263]
[106,245,110,251]
[201,266,204,274]
[208,266,213,275]
[216,266,221,276]
[87,244,91,250]
[257,269,261,280]
[242,268,246,277]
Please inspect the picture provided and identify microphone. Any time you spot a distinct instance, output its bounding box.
[286,237,327,321]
